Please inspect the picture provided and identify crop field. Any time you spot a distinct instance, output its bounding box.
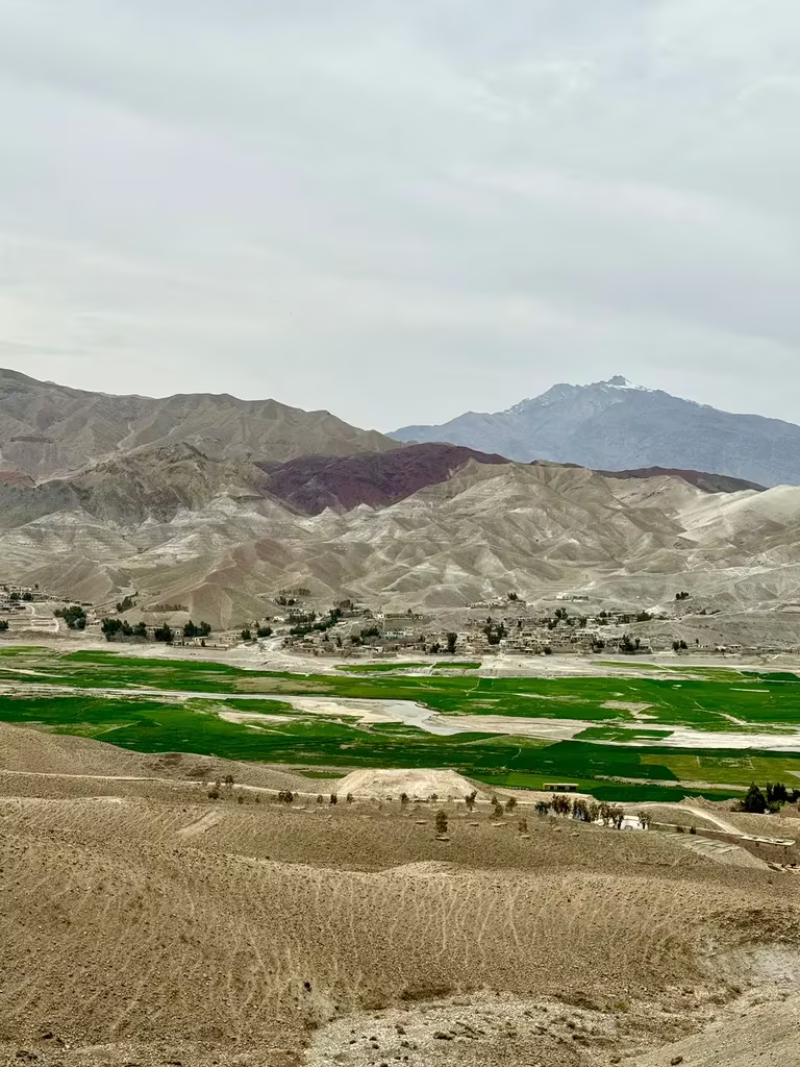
[2,646,800,800]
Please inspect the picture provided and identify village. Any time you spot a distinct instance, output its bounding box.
[0,583,790,661]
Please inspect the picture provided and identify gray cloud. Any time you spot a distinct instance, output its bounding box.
[0,0,798,430]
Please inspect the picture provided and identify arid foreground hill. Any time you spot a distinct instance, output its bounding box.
[2,722,799,1067]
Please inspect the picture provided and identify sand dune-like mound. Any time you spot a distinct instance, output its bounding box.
[335,767,484,799]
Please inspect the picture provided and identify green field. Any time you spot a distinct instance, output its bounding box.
[2,646,800,801]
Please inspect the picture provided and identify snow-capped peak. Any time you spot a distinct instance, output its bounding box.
[596,375,654,392]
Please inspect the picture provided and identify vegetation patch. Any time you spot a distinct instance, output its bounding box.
[3,647,800,801]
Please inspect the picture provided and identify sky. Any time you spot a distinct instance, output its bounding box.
[1,0,799,432]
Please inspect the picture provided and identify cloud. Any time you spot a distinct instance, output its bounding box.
[0,0,798,429]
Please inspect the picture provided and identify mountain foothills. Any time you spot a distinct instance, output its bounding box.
[3,368,800,628]
[391,375,800,487]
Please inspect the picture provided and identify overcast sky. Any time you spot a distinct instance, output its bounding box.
[1,0,799,431]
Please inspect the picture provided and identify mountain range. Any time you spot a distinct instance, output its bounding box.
[3,367,800,628]
[391,376,800,488]
[0,366,395,480]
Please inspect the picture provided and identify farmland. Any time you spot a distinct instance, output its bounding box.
[2,646,800,801]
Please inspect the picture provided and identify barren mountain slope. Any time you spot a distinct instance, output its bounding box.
[4,456,800,625]
[255,441,510,514]
[391,376,800,487]
[2,727,799,1067]
[0,367,395,479]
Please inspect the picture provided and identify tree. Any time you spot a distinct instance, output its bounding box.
[22,591,33,602]
[400,792,409,809]
[241,628,253,642]
[675,591,691,601]
[435,810,448,836]
[55,605,86,630]
[133,621,148,638]
[330,793,338,805]
[505,796,517,813]
[153,624,174,643]
[571,798,589,822]
[257,626,273,638]
[518,817,528,834]
[535,801,551,817]
[766,782,788,805]
[0,620,8,633]
[101,617,124,641]
[446,632,458,654]
[637,811,652,830]
[742,783,767,814]
[116,595,135,613]
[465,790,477,812]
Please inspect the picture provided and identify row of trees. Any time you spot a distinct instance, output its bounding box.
[100,618,213,643]
[741,781,800,814]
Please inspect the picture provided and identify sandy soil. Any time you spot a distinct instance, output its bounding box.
[334,768,487,799]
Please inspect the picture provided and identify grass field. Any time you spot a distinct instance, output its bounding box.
[2,646,800,801]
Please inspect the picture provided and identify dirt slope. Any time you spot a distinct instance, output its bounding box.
[2,728,800,1067]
